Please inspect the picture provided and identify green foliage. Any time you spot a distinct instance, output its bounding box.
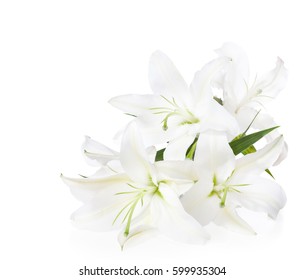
[229,126,279,155]
[155,148,165,161]
[155,126,279,179]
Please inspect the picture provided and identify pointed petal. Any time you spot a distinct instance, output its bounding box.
[215,42,250,110]
[120,122,156,184]
[61,173,129,203]
[82,136,119,166]
[150,185,209,245]
[228,178,286,219]
[194,131,235,184]
[250,112,288,165]
[233,135,284,178]
[190,56,231,105]
[214,205,256,234]
[118,225,157,249]
[164,134,196,160]
[149,51,188,99]
[253,57,288,100]
[215,42,250,81]
[109,94,160,116]
[181,180,218,226]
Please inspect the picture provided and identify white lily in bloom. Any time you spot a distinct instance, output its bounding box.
[62,122,208,247]
[181,132,286,233]
[109,51,239,159]
[215,43,288,117]
[214,42,288,164]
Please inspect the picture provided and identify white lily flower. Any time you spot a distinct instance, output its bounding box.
[214,42,288,164]
[215,43,288,115]
[62,122,208,247]
[109,51,239,159]
[181,132,286,234]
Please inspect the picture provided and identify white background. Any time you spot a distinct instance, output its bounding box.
[0,0,302,279]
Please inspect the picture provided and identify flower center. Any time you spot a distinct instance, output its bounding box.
[209,174,249,208]
[149,95,200,130]
[113,178,165,236]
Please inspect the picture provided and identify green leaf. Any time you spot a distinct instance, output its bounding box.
[229,126,279,156]
[155,148,165,161]
[265,168,274,178]
[241,144,256,155]
[186,136,199,160]
[213,96,223,105]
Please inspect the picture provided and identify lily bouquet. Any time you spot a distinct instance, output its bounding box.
[62,43,287,248]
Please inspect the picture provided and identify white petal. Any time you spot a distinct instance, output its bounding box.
[198,99,240,137]
[155,160,197,195]
[190,56,231,105]
[105,160,124,174]
[71,185,133,231]
[228,177,286,219]
[133,109,182,146]
[253,57,288,100]
[274,141,288,166]
[61,173,129,203]
[149,51,188,99]
[118,225,157,249]
[194,131,235,184]
[233,135,284,179]
[164,134,196,160]
[120,122,156,184]
[214,205,256,234]
[252,112,280,138]
[146,145,157,163]
[82,136,119,166]
[135,119,170,146]
[109,94,160,116]
[155,160,197,182]
[215,42,250,81]
[250,112,288,165]
[181,181,218,226]
[234,106,258,132]
[150,185,209,244]
[215,42,250,110]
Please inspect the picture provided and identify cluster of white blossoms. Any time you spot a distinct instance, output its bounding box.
[62,43,288,248]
